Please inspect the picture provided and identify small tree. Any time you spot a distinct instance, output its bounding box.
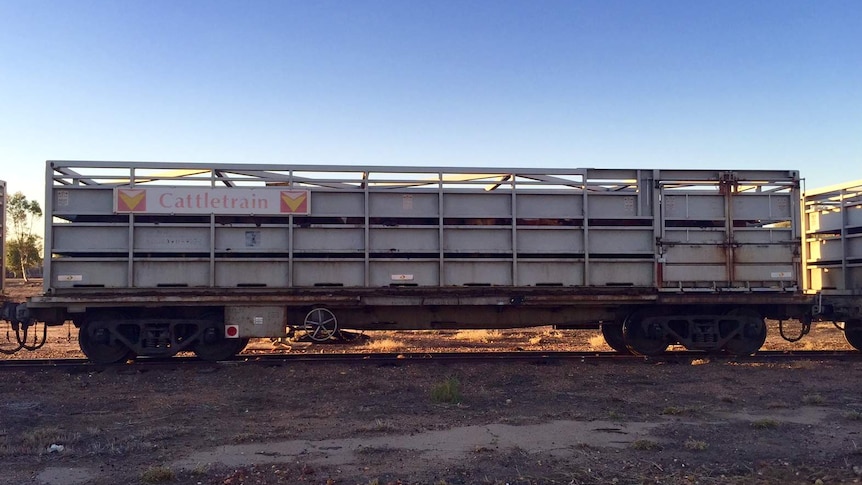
[6,192,42,281]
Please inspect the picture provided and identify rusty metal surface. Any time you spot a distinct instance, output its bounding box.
[28,285,813,308]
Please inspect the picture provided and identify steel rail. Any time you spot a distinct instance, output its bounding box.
[0,349,859,372]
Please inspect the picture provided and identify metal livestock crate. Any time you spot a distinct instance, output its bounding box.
[44,161,801,294]
[804,180,862,294]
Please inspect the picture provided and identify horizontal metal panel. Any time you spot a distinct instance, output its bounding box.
[807,267,862,290]
[516,194,582,218]
[663,229,727,244]
[133,261,210,287]
[587,229,653,253]
[734,264,795,281]
[664,264,726,282]
[443,228,512,252]
[52,188,114,214]
[734,229,795,243]
[215,261,289,287]
[586,194,642,218]
[134,227,210,251]
[808,208,862,233]
[54,225,129,252]
[807,237,862,261]
[310,192,364,216]
[293,228,363,251]
[369,193,438,217]
[442,193,511,217]
[215,227,289,251]
[589,261,653,286]
[293,261,364,286]
[369,262,439,286]
[734,244,795,263]
[517,229,584,252]
[370,228,438,252]
[732,194,793,219]
[51,261,128,288]
[517,262,584,286]
[443,262,512,285]
[664,245,726,264]
[664,194,724,219]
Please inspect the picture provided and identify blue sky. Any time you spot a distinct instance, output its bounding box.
[1,0,859,205]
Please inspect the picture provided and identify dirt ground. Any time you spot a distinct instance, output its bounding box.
[2,280,862,485]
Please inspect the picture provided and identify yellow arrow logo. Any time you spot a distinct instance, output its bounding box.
[280,191,308,213]
[118,189,146,211]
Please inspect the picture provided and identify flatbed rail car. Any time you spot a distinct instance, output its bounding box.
[1,161,848,363]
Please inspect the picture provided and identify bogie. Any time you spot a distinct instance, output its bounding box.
[75,307,251,362]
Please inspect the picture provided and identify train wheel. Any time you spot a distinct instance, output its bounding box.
[79,314,134,364]
[193,311,249,361]
[844,319,862,351]
[622,311,669,356]
[303,308,338,342]
[600,323,631,353]
[194,337,249,361]
[722,309,767,356]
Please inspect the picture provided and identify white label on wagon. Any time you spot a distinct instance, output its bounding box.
[114,187,310,215]
[253,316,264,326]
[391,274,414,281]
[771,272,792,278]
[57,274,83,282]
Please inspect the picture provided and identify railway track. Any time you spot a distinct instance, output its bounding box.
[1,349,860,371]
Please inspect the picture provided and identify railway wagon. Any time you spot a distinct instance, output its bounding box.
[803,179,862,349]
[5,161,853,363]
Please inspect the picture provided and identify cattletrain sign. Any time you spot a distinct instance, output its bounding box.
[113,187,310,215]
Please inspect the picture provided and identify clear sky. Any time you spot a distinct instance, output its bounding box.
[1,0,859,206]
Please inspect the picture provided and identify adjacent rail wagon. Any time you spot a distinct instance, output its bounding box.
[803,180,862,349]
[2,161,861,363]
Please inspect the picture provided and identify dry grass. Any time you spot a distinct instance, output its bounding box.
[364,338,405,352]
[802,394,825,405]
[844,411,862,421]
[141,466,174,483]
[630,439,661,451]
[588,335,607,349]
[451,329,501,343]
[356,419,399,434]
[684,439,708,451]
[752,419,779,429]
[0,426,84,457]
[661,406,689,416]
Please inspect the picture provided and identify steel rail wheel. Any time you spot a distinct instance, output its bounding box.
[600,323,631,354]
[79,312,135,364]
[722,308,767,356]
[193,311,249,361]
[844,319,862,351]
[622,311,669,356]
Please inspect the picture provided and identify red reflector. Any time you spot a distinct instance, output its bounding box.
[225,325,239,338]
